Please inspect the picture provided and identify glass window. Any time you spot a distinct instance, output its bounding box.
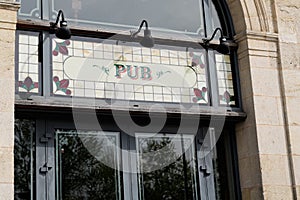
[136,133,198,200]
[51,36,208,104]
[16,0,239,108]
[16,31,40,96]
[55,130,121,200]
[14,119,35,200]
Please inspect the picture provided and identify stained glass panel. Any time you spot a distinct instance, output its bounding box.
[215,54,235,106]
[52,37,208,104]
[17,32,40,96]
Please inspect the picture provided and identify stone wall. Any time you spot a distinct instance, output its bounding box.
[228,0,300,199]
[0,1,19,199]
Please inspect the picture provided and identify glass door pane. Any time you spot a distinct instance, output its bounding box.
[136,133,198,200]
[55,130,121,200]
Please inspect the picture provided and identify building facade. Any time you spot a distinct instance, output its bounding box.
[0,0,299,199]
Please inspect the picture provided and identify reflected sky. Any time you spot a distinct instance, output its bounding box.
[53,0,204,34]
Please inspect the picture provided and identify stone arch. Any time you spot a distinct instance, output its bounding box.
[227,0,275,34]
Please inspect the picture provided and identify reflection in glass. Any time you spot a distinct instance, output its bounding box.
[17,0,41,19]
[14,119,35,200]
[56,130,120,200]
[136,134,198,200]
[53,0,204,35]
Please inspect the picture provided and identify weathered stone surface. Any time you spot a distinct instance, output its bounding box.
[256,125,287,155]
[0,183,13,200]
[0,148,14,183]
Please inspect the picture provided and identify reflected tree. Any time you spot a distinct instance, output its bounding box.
[14,119,35,200]
[58,132,118,200]
[139,137,195,200]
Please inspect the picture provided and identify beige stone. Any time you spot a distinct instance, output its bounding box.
[282,69,300,97]
[289,126,300,155]
[250,68,281,97]
[253,96,283,126]
[0,183,13,200]
[0,5,18,24]
[248,56,278,70]
[256,125,287,155]
[285,97,300,126]
[263,185,293,200]
[279,43,300,69]
[292,155,300,185]
[0,126,14,148]
[260,155,291,186]
[0,147,13,183]
[0,81,14,113]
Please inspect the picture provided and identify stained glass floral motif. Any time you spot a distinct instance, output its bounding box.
[189,52,205,68]
[17,32,40,95]
[215,54,235,106]
[53,76,72,95]
[192,87,207,103]
[219,91,234,105]
[53,40,70,56]
[18,76,39,92]
[52,37,208,104]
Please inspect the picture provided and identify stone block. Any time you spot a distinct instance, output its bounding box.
[282,69,300,97]
[263,185,293,200]
[0,6,18,24]
[0,126,14,148]
[247,39,277,53]
[0,112,14,147]
[249,56,277,70]
[256,125,287,155]
[253,96,284,126]
[292,155,300,185]
[241,186,264,200]
[279,43,300,69]
[250,67,281,97]
[239,69,253,99]
[286,97,300,126]
[236,126,259,159]
[0,183,13,200]
[260,154,291,186]
[289,126,300,155]
[0,80,14,112]
[238,155,262,188]
[0,147,14,183]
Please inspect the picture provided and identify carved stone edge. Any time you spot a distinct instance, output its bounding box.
[0,1,20,11]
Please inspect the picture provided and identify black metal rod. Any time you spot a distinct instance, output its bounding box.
[203,27,224,43]
[131,19,149,38]
[54,10,65,26]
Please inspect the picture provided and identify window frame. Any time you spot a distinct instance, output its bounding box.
[15,0,242,114]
